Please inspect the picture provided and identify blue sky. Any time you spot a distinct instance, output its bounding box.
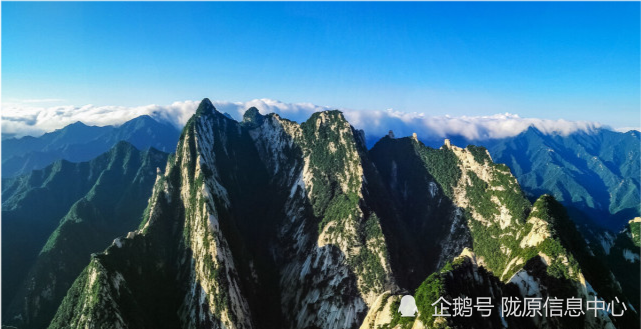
[2,2,640,129]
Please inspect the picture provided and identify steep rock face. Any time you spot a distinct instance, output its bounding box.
[602,218,641,311]
[369,136,470,289]
[365,138,638,329]
[44,100,637,329]
[368,138,533,287]
[49,100,396,329]
[49,99,261,329]
[245,110,395,329]
[630,217,641,247]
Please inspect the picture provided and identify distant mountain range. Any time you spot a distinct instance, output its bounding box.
[367,127,640,232]
[2,133,17,140]
[35,99,638,328]
[488,127,640,231]
[2,115,180,177]
[4,112,637,231]
[2,142,168,328]
[1,102,639,329]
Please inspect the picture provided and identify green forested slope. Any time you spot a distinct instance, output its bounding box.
[2,142,168,329]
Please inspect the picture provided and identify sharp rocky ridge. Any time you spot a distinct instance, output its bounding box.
[47,98,639,329]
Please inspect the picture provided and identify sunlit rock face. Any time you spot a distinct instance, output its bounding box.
[45,99,639,329]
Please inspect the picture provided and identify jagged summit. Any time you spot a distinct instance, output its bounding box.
[31,101,639,329]
[306,109,345,122]
[242,106,264,127]
[194,97,216,116]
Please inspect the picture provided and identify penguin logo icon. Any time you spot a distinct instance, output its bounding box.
[398,295,418,317]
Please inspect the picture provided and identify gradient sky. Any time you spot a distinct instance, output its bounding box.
[2,2,640,129]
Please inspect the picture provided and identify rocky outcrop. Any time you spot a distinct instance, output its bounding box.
[246,110,395,328]
[44,99,638,329]
[49,100,396,329]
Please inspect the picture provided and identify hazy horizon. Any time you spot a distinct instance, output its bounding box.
[3,98,637,143]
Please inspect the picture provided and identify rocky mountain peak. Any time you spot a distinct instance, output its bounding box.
[35,102,639,329]
[242,107,265,127]
[194,97,217,117]
[307,109,348,126]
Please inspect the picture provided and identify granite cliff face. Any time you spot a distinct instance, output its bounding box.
[364,136,638,329]
[42,99,638,329]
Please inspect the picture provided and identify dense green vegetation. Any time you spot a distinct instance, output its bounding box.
[464,150,531,223]
[489,127,640,231]
[414,262,452,327]
[631,221,640,247]
[299,110,390,294]
[300,111,363,221]
[467,144,491,164]
[415,143,461,198]
[466,171,500,219]
[2,115,179,178]
[454,147,531,278]
[3,142,168,329]
[466,195,583,282]
[370,136,631,327]
[378,298,416,329]
[10,99,638,329]
[352,214,388,293]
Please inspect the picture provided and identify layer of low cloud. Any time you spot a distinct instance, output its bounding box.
[215,99,607,140]
[614,126,641,133]
[1,101,201,138]
[2,98,611,141]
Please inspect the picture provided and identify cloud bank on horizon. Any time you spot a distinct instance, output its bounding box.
[2,98,626,141]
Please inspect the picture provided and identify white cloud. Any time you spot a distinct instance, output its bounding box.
[1,101,201,137]
[614,127,641,133]
[212,99,605,141]
[351,110,604,141]
[2,98,607,141]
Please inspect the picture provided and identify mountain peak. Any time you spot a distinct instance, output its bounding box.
[195,98,216,117]
[242,107,265,127]
[69,121,88,128]
[112,139,136,148]
[58,121,93,134]
[305,109,347,126]
[524,125,541,134]
[109,140,137,156]
[119,115,159,128]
